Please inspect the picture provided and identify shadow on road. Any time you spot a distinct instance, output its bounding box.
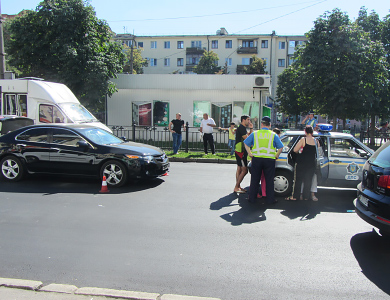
[211,193,266,226]
[211,186,356,224]
[0,175,165,195]
[350,230,390,296]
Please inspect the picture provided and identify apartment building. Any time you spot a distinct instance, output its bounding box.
[114,28,307,97]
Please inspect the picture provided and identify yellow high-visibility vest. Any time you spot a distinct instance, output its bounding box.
[251,130,277,159]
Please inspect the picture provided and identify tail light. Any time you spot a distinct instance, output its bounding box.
[377,175,390,190]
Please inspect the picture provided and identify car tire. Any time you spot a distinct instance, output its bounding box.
[274,169,293,197]
[0,156,25,182]
[100,160,128,188]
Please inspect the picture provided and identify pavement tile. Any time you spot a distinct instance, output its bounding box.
[160,295,221,300]
[75,287,160,299]
[0,277,42,290]
[39,283,78,294]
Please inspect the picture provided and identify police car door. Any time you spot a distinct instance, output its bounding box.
[328,137,366,183]
[315,137,329,184]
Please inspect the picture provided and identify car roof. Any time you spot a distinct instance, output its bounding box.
[282,130,354,138]
[17,123,100,131]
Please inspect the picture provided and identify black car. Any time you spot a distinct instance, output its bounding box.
[0,124,169,187]
[354,141,390,237]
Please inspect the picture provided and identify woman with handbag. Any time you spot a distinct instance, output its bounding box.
[286,126,317,201]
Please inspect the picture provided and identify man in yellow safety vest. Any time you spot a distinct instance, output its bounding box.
[244,116,283,204]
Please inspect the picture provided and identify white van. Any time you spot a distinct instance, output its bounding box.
[0,79,112,132]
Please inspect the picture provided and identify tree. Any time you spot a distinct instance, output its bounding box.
[294,9,388,133]
[122,46,147,74]
[5,0,124,111]
[193,51,221,74]
[244,55,267,74]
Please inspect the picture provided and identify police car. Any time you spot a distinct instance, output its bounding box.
[274,124,374,196]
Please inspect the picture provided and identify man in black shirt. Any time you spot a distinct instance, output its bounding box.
[169,113,185,154]
[233,115,253,193]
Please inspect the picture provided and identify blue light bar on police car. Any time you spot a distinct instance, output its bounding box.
[317,124,333,131]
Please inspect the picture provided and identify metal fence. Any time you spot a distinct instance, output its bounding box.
[110,122,385,152]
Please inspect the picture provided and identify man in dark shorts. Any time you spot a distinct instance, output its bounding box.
[233,115,253,193]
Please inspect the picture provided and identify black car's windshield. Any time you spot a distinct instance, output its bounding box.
[78,127,122,145]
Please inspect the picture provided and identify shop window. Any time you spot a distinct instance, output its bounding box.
[132,101,170,126]
[212,103,232,128]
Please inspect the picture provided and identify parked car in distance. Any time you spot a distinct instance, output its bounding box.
[0,124,169,187]
[0,115,34,136]
[354,141,390,237]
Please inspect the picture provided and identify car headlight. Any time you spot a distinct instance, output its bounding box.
[125,154,140,159]
[142,155,154,163]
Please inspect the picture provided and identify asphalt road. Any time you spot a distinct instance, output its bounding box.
[0,162,389,300]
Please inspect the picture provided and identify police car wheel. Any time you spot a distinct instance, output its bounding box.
[274,170,293,197]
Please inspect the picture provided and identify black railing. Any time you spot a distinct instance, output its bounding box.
[111,122,234,153]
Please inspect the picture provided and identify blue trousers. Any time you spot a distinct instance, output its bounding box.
[172,133,182,154]
[249,157,276,203]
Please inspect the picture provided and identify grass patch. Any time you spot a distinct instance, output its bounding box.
[166,151,236,160]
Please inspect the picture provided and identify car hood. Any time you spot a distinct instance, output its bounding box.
[111,141,164,156]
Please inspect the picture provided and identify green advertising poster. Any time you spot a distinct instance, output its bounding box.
[193,101,210,127]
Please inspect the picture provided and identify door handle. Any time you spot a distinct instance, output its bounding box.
[333,159,340,163]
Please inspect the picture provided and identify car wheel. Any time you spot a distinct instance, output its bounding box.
[274,169,293,197]
[100,160,128,188]
[0,156,25,182]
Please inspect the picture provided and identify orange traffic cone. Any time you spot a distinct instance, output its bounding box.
[99,176,110,193]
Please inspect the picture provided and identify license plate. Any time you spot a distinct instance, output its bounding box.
[359,195,369,207]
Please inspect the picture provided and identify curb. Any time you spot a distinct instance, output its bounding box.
[0,277,221,300]
[168,157,235,164]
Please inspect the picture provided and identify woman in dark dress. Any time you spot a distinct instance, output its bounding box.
[286,126,317,201]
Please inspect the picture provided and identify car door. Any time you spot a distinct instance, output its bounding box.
[328,137,367,183]
[49,128,97,175]
[14,127,52,173]
[315,137,329,184]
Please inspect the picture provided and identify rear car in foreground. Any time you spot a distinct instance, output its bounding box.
[354,141,390,237]
[0,124,169,187]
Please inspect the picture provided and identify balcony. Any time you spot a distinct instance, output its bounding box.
[236,65,249,74]
[237,46,258,54]
[186,64,197,72]
[186,47,205,55]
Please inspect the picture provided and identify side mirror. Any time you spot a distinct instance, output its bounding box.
[77,140,90,151]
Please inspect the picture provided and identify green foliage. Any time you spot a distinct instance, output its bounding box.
[244,55,267,74]
[193,51,221,74]
[122,46,147,74]
[290,8,389,123]
[5,0,124,111]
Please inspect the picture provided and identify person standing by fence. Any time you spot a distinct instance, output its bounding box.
[200,113,216,154]
[169,113,185,154]
[220,122,237,156]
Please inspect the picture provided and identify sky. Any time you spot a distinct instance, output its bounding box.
[2,0,389,36]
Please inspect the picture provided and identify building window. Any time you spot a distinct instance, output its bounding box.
[278,59,285,67]
[225,58,232,66]
[150,58,157,66]
[225,40,232,48]
[212,103,232,128]
[242,40,255,47]
[164,58,170,66]
[279,41,285,49]
[211,40,218,49]
[191,41,202,48]
[186,55,200,65]
[233,102,259,129]
[177,41,184,49]
[177,58,184,66]
[164,41,170,49]
[261,40,268,48]
[242,58,252,65]
[138,42,143,48]
[151,41,157,49]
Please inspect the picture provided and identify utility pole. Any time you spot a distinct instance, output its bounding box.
[130,33,134,74]
[0,0,6,79]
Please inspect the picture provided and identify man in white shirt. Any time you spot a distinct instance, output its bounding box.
[200,113,216,154]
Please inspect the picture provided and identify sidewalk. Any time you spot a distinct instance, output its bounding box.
[0,278,221,300]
